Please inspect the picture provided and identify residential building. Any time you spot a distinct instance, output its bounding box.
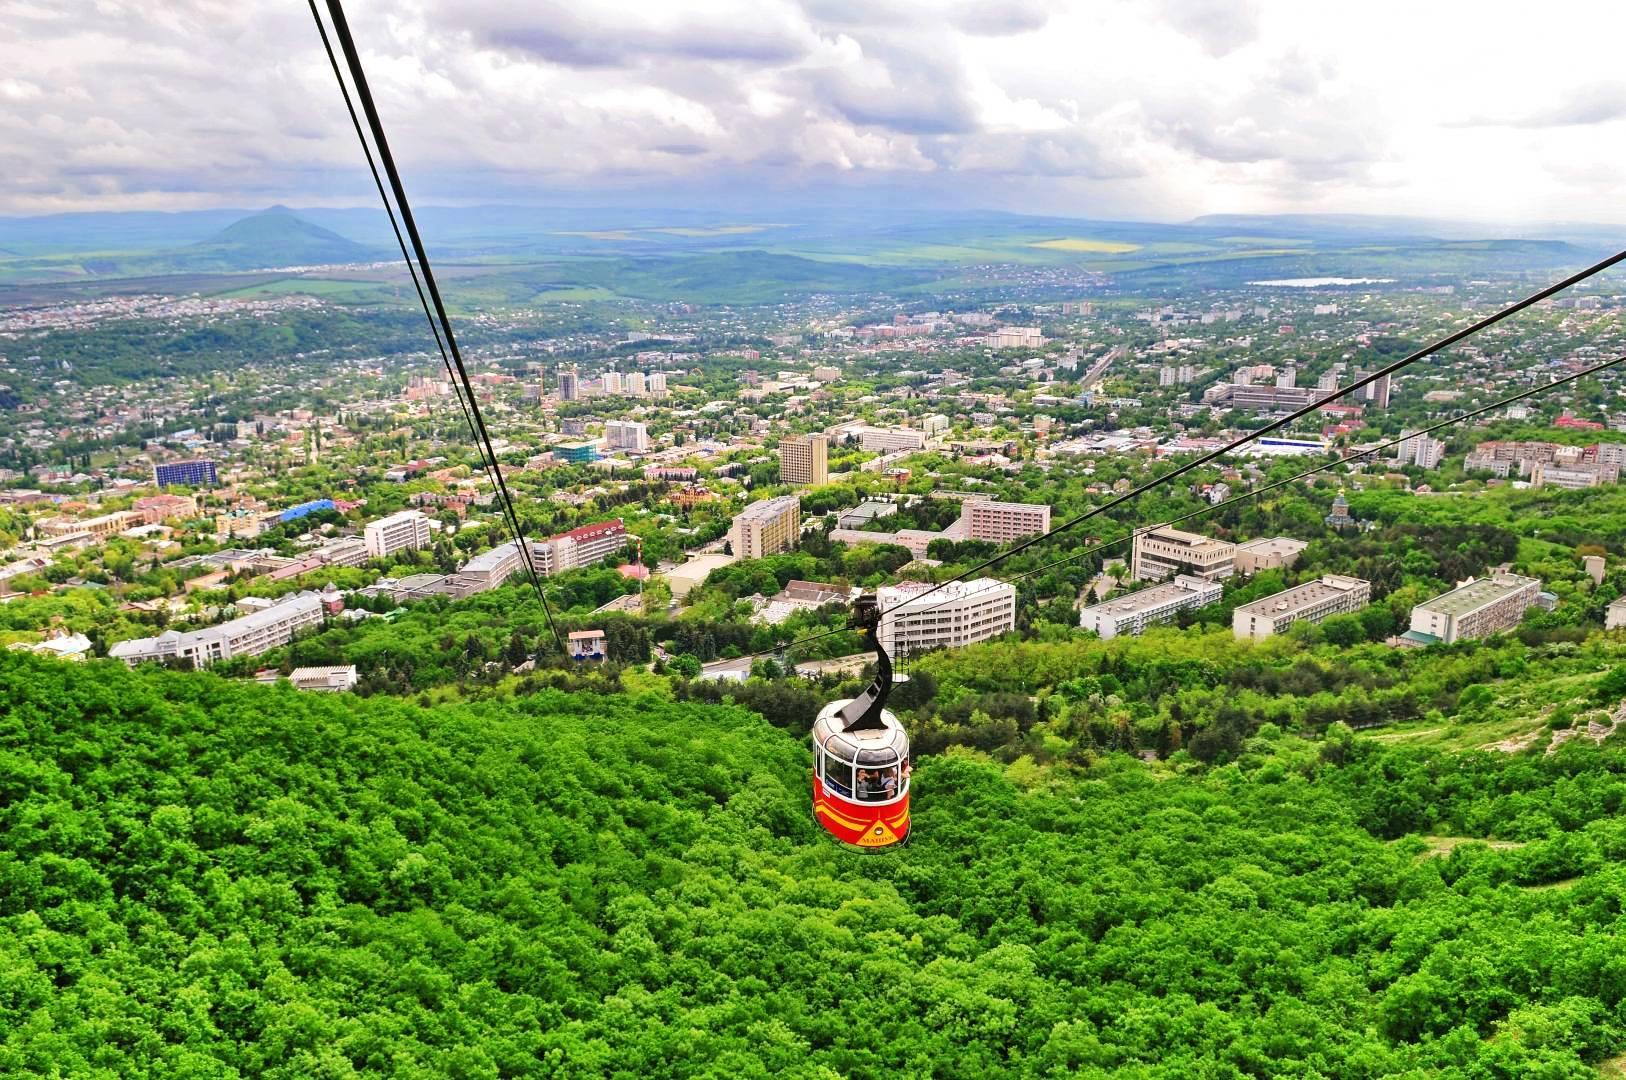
[364,510,431,560]
[601,371,623,394]
[275,666,359,692]
[1131,526,1236,582]
[989,327,1044,349]
[109,591,325,668]
[605,420,649,451]
[961,500,1051,543]
[813,365,841,382]
[1080,575,1223,639]
[648,372,668,397]
[1232,537,1309,575]
[877,578,1016,656]
[1396,431,1445,469]
[729,495,801,559]
[154,459,218,489]
[1407,573,1542,644]
[1232,575,1372,640]
[558,367,580,401]
[625,372,646,397]
[921,414,950,436]
[780,433,829,486]
[1607,596,1626,631]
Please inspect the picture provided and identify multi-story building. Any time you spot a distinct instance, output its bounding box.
[605,420,649,451]
[133,493,198,524]
[109,591,326,668]
[648,372,668,397]
[779,433,829,486]
[153,459,219,489]
[1395,431,1445,469]
[558,367,579,402]
[961,500,1050,543]
[1232,537,1308,575]
[549,519,627,572]
[601,371,623,395]
[729,495,801,559]
[39,511,140,541]
[858,427,926,453]
[877,578,1016,656]
[556,442,599,465]
[363,510,431,560]
[1407,573,1542,644]
[1532,462,1618,490]
[813,365,841,382]
[1079,575,1223,639]
[625,371,646,397]
[1232,575,1372,640]
[989,327,1044,349]
[1131,526,1236,582]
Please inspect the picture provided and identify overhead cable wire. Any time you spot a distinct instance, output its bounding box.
[312,0,562,653]
[881,250,1626,621]
[303,0,502,515]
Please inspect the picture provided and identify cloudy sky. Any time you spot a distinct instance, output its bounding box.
[5,0,1626,222]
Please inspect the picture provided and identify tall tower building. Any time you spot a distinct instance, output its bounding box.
[625,371,646,397]
[601,371,623,395]
[649,372,668,397]
[559,367,579,402]
[779,433,828,486]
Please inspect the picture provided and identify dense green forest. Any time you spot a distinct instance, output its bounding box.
[3,651,1626,1077]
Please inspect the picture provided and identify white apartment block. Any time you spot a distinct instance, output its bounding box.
[989,327,1044,349]
[961,500,1051,543]
[606,419,650,451]
[921,414,950,436]
[1080,575,1223,639]
[109,591,325,668]
[625,372,646,396]
[364,510,432,559]
[550,520,628,571]
[729,495,801,560]
[1408,573,1542,644]
[1131,526,1236,582]
[601,371,623,394]
[1233,575,1372,641]
[877,578,1016,657]
[648,372,668,397]
[859,426,927,453]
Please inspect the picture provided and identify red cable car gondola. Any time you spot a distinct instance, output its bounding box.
[812,594,910,849]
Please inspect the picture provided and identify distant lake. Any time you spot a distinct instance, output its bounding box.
[1248,277,1397,287]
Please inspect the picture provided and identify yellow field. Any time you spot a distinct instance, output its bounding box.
[1030,237,1142,254]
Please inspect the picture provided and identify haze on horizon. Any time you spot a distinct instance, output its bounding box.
[5,0,1626,225]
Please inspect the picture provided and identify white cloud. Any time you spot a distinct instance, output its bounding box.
[0,0,1623,222]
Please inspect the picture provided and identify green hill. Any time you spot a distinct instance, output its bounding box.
[2,651,1625,1077]
[171,206,379,270]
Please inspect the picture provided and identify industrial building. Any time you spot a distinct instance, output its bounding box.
[1232,575,1372,640]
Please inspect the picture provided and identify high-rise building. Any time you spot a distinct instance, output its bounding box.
[813,365,841,382]
[1396,431,1446,469]
[559,367,580,402]
[1080,575,1223,639]
[1131,526,1236,582]
[961,500,1050,543]
[877,579,1016,656]
[1232,575,1371,640]
[1407,574,1541,644]
[605,420,649,451]
[549,519,627,571]
[601,371,623,395]
[1362,372,1391,408]
[779,433,829,486]
[625,371,646,397]
[1317,370,1341,391]
[153,459,219,489]
[649,372,668,397]
[728,495,801,559]
[364,510,431,559]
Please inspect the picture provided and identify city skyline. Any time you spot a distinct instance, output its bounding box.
[5,0,1626,223]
